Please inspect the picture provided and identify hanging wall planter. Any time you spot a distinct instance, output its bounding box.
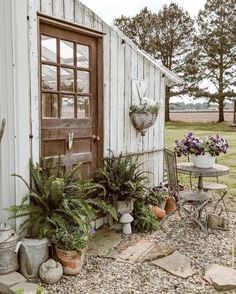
[129,112,158,136]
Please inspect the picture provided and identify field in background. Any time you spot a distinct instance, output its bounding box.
[165,122,236,200]
[170,111,234,122]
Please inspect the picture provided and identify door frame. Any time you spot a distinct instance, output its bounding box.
[38,16,104,171]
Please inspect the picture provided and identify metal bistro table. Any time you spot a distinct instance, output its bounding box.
[177,162,230,197]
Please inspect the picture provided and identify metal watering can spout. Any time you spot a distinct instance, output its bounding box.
[15,241,33,278]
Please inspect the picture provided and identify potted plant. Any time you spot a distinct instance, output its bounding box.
[52,224,91,275]
[129,96,160,136]
[174,132,229,168]
[95,152,149,216]
[8,161,117,278]
[147,186,168,219]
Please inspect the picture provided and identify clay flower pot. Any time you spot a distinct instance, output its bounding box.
[165,196,177,215]
[55,247,87,275]
[149,204,166,219]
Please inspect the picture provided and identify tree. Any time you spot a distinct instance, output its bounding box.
[194,0,236,122]
[114,4,196,121]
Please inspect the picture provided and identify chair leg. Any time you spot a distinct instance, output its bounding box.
[167,200,209,238]
[214,190,229,217]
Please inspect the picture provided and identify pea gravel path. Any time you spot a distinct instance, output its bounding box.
[44,210,236,294]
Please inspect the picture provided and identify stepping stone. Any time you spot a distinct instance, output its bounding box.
[140,243,177,262]
[0,272,26,293]
[87,229,121,257]
[116,240,155,264]
[204,264,236,291]
[10,283,46,294]
[152,251,194,278]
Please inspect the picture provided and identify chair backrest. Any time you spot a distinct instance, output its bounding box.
[164,148,179,195]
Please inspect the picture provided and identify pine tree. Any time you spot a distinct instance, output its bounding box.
[194,0,236,122]
[114,4,196,121]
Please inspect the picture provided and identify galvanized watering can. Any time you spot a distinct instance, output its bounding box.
[0,223,19,274]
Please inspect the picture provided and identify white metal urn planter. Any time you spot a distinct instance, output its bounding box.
[191,153,215,168]
[129,112,158,136]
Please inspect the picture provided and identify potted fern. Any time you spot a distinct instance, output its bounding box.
[95,152,148,216]
[8,161,117,278]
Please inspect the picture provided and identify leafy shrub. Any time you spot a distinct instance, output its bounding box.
[133,201,159,232]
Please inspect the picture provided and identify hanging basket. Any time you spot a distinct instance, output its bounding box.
[129,112,158,136]
[190,153,215,168]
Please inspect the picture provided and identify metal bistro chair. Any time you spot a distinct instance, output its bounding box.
[187,156,228,217]
[163,148,210,236]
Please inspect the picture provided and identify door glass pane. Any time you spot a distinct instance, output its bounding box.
[41,35,57,62]
[77,96,90,118]
[61,95,74,118]
[60,68,74,92]
[77,45,89,68]
[42,93,58,118]
[60,40,74,66]
[77,71,90,93]
[42,65,57,91]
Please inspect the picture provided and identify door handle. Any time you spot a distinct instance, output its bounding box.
[92,134,101,142]
[0,119,6,143]
[68,132,74,150]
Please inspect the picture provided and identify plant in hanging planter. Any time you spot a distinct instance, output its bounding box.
[129,96,160,136]
[174,132,229,168]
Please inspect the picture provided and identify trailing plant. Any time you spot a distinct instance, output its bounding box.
[8,161,117,239]
[95,152,149,204]
[133,201,159,232]
[130,93,160,114]
[147,185,168,206]
[51,224,91,252]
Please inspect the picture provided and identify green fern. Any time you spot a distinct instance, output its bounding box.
[8,160,117,239]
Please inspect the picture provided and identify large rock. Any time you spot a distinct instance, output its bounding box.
[0,272,26,293]
[152,251,195,278]
[204,264,236,291]
[116,240,155,264]
[140,243,177,262]
[87,229,121,257]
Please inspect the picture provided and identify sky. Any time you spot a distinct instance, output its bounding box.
[80,0,206,24]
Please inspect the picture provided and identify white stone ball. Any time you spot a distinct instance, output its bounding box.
[39,259,63,284]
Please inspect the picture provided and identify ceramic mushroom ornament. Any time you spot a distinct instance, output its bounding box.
[119,213,134,235]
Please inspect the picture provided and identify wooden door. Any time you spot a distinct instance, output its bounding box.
[40,22,102,179]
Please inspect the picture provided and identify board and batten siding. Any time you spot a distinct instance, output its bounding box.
[27,0,173,186]
[0,0,30,225]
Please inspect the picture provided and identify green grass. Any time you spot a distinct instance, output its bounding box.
[165,121,236,197]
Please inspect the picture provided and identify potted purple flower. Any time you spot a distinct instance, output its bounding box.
[174,132,229,168]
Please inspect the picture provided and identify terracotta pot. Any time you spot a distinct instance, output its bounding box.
[55,247,87,275]
[165,196,177,215]
[149,205,166,219]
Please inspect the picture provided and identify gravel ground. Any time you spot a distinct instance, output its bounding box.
[44,207,236,294]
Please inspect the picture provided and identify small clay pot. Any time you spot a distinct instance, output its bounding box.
[149,205,166,219]
[165,196,177,215]
[55,247,87,275]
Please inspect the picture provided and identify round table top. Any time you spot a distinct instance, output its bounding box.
[177,162,229,177]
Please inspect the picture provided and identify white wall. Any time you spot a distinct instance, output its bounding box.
[0,0,30,227]
[28,0,169,185]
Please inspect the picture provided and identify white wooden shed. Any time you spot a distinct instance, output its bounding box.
[0,0,181,226]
